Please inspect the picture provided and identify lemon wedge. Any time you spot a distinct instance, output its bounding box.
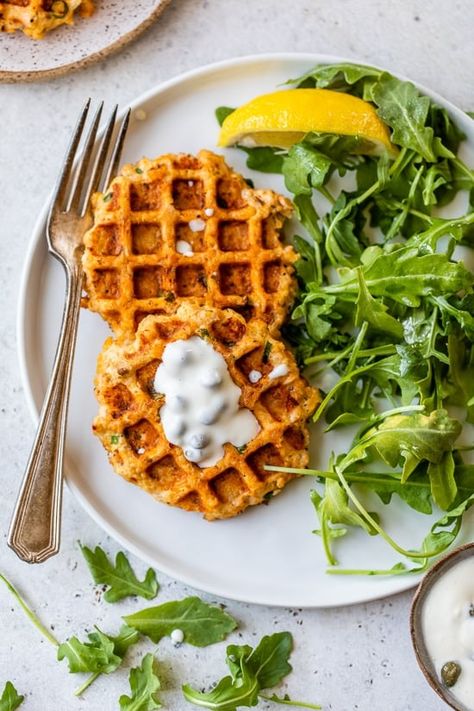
[218,88,396,156]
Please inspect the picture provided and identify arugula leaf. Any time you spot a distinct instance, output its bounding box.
[0,683,24,711]
[355,269,403,338]
[110,624,141,657]
[331,248,473,305]
[446,334,474,423]
[119,654,161,711]
[427,451,457,511]
[58,628,122,674]
[282,135,365,197]
[370,474,433,515]
[289,62,381,98]
[241,146,284,174]
[80,544,158,603]
[293,194,323,245]
[216,106,235,127]
[311,479,377,565]
[344,410,461,482]
[182,633,304,711]
[230,632,292,690]
[124,596,237,646]
[71,624,141,697]
[283,143,332,195]
[419,494,474,560]
[183,651,260,711]
[371,76,435,161]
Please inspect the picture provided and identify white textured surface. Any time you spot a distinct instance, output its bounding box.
[1,0,473,709]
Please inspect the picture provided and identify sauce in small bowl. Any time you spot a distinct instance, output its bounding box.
[411,543,474,711]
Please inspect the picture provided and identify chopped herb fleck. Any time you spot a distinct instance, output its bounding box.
[51,0,68,19]
[262,341,272,364]
[111,435,120,445]
[103,192,113,203]
[135,167,144,174]
[236,444,247,454]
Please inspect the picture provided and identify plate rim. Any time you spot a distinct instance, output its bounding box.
[16,51,473,607]
[0,0,172,84]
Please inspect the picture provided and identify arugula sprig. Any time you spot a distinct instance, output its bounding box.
[218,61,474,574]
[183,632,320,710]
[80,544,159,603]
[58,624,140,696]
[0,682,24,711]
[119,654,162,711]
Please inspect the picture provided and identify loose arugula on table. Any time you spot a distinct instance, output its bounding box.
[58,623,140,696]
[124,596,238,646]
[217,61,474,573]
[119,654,162,711]
[0,682,24,711]
[1,564,241,704]
[183,632,321,710]
[80,543,159,602]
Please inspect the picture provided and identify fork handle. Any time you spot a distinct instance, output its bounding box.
[8,264,83,563]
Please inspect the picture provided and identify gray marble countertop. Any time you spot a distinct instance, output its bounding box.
[1,1,473,709]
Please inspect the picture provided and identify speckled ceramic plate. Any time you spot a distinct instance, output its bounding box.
[17,54,474,607]
[0,0,171,83]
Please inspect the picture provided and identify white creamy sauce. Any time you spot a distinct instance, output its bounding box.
[268,363,289,380]
[189,218,206,233]
[176,240,193,256]
[204,208,214,217]
[421,556,474,709]
[154,336,260,467]
[248,369,262,384]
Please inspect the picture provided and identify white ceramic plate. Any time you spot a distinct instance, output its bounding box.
[0,0,171,83]
[18,54,474,607]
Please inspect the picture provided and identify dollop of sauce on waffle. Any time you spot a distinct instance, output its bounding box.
[154,336,260,467]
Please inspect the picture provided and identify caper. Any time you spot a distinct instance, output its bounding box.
[50,1,69,19]
[441,661,461,688]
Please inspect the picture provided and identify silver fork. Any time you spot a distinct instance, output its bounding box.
[8,101,131,564]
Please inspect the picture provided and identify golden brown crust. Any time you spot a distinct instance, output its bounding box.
[0,0,94,38]
[93,304,320,520]
[82,150,297,338]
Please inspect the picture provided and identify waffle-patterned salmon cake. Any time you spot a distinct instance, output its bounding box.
[0,0,94,38]
[93,304,319,520]
[82,150,297,338]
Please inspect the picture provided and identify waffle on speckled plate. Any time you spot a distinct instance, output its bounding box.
[0,0,94,38]
[93,304,319,520]
[82,150,297,338]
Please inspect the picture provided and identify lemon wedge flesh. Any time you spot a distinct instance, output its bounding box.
[218,88,396,156]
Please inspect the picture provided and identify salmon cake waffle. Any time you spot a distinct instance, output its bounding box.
[93,304,320,520]
[82,150,297,338]
[0,0,94,38]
